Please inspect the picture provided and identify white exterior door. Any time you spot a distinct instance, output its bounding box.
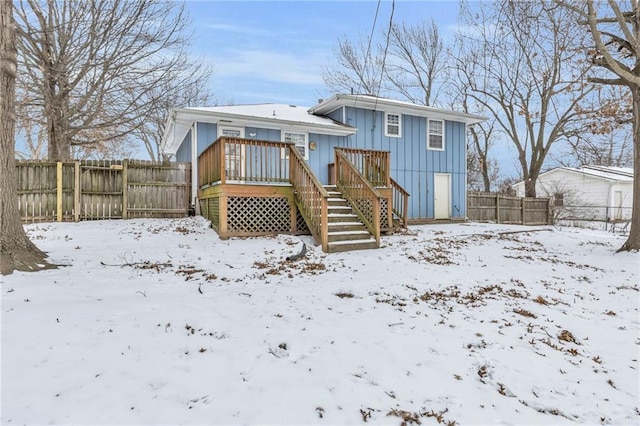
[219,127,245,179]
[434,174,451,219]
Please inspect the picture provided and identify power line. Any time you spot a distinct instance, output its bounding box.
[353,0,381,104]
[373,0,395,112]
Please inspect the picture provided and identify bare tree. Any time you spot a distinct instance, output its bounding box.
[324,19,446,107]
[132,54,214,161]
[1,0,51,275]
[557,85,633,167]
[14,0,206,161]
[558,130,633,167]
[453,0,596,198]
[385,19,444,106]
[322,34,383,96]
[557,0,640,251]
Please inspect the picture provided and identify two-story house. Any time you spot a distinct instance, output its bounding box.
[161,94,485,252]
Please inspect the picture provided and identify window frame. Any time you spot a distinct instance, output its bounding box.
[385,112,402,138]
[218,126,245,179]
[427,119,445,151]
[554,193,564,207]
[281,131,308,160]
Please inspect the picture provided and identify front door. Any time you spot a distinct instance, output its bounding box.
[434,173,451,219]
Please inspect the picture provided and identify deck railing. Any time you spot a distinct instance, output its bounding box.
[390,177,409,228]
[198,137,291,187]
[198,138,222,187]
[336,147,390,187]
[334,149,381,247]
[290,146,329,251]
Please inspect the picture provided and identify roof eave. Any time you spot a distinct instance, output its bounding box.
[309,94,486,125]
[161,107,357,156]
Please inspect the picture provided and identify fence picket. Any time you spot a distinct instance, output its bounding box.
[16,160,191,223]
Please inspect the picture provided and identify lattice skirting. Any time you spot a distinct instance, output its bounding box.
[351,197,391,230]
[199,197,220,230]
[295,209,311,235]
[227,196,291,234]
[380,198,390,229]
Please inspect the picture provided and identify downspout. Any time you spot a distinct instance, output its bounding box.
[192,121,199,214]
[464,123,468,220]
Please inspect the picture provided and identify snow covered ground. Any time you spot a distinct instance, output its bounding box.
[1,217,638,425]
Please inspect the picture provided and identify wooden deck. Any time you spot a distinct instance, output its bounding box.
[197,137,409,252]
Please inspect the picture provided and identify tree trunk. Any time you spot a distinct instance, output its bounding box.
[524,178,537,198]
[1,1,52,275]
[481,159,491,193]
[617,86,640,252]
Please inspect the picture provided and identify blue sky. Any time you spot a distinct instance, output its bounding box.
[187,0,461,106]
[185,1,524,178]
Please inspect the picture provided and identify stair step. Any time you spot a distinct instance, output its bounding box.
[327,238,378,253]
[328,213,359,223]
[328,223,368,232]
[327,230,372,242]
[328,206,352,214]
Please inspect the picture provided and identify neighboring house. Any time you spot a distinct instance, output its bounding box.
[513,165,633,221]
[161,94,484,252]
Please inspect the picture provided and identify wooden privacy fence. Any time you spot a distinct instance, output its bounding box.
[467,192,550,225]
[16,160,191,223]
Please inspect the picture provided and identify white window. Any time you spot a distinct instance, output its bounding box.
[385,112,401,138]
[427,119,444,150]
[281,131,308,160]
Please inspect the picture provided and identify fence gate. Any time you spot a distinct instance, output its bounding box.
[79,160,124,220]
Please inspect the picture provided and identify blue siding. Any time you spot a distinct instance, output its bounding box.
[175,130,192,162]
[327,108,343,123]
[181,105,468,220]
[246,127,280,141]
[196,122,218,156]
[308,133,348,184]
[343,106,467,220]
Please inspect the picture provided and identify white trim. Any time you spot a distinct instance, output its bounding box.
[309,94,486,125]
[217,126,245,139]
[464,124,468,218]
[427,118,445,151]
[161,106,356,155]
[281,131,308,160]
[191,122,198,211]
[384,112,402,138]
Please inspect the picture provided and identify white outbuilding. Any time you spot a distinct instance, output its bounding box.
[513,165,633,221]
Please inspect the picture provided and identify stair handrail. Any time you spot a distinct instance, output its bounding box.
[336,147,390,187]
[334,148,381,247]
[289,146,330,252]
[390,177,409,228]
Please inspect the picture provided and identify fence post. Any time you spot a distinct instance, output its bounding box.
[522,198,526,225]
[496,194,500,224]
[122,159,128,219]
[74,161,80,222]
[56,162,63,222]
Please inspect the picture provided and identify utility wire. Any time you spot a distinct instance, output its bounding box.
[373,0,395,112]
[353,0,381,106]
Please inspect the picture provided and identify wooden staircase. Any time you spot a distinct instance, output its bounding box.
[325,185,378,253]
